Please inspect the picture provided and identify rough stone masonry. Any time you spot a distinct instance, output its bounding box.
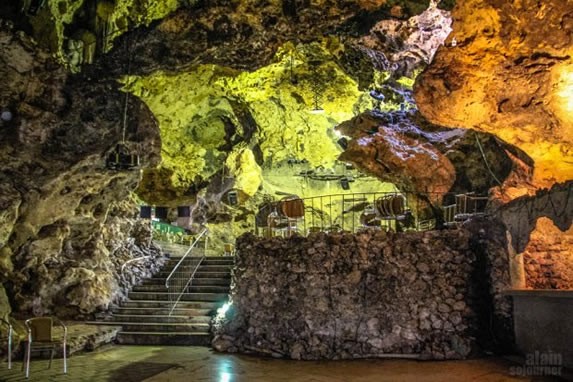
[213,226,512,360]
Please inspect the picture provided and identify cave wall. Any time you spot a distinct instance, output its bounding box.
[0,24,163,318]
[414,0,573,186]
[494,181,573,290]
[213,227,513,360]
[523,217,573,290]
[495,181,573,255]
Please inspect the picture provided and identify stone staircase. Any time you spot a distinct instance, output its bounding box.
[92,254,233,346]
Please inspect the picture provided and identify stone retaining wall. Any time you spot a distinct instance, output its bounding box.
[213,228,508,360]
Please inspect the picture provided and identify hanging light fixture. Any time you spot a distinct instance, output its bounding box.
[308,60,325,114]
[106,33,140,171]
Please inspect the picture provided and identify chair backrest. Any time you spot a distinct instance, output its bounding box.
[280,197,304,218]
[29,317,53,342]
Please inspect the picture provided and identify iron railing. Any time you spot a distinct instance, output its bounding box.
[443,193,489,228]
[165,228,209,316]
[255,191,489,237]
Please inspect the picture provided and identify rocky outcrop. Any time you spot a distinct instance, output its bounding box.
[414,0,573,186]
[336,110,528,204]
[495,181,573,254]
[0,24,162,317]
[213,228,512,360]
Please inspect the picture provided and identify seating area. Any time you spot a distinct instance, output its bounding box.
[1,320,122,379]
[254,191,490,236]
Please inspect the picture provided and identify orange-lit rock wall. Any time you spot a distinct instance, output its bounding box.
[414,0,573,187]
[523,217,573,289]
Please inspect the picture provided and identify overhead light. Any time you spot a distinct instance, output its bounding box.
[310,107,324,114]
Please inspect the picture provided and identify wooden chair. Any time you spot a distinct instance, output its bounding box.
[0,318,12,370]
[22,317,67,379]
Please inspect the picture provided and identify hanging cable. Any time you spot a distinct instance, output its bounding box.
[475,132,503,186]
[121,34,132,144]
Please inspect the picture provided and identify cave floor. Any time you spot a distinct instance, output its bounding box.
[0,345,569,382]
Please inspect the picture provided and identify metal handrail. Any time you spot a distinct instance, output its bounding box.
[0,318,12,369]
[165,227,209,316]
[120,255,154,275]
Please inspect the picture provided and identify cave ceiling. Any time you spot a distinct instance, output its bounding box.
[415,0,573,186]
[0,0,571,207]
[1,0,573,318]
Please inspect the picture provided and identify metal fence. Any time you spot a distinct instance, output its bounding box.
[253,191,489,237]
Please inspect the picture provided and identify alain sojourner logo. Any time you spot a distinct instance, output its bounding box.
[509,351,563,377]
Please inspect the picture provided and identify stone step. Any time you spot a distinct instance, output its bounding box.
[106,314,212,324]
[128,292,229,302]
[132,285,230,293]
[113,307,214,316]
[119,300,219,310]
[116,331,211,346]
[142,277,230,286]
[115,322,210,333]
[201,258,235,266]
[157,271,231,279]
[160,264,232,273]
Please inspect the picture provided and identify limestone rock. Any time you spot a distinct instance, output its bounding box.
[0,27,162,318]
[414,0,573,186]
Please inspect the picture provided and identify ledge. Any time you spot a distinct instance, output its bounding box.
[503,289,573,298]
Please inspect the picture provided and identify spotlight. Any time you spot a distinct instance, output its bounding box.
[337,137,348,150]
[340,177,350,190]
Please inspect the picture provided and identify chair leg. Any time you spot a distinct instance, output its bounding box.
[63,342,67,374]
[25,342,31,379]
[48,347,54,369]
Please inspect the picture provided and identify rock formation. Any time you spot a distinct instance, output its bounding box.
[337,110,530,206]
[414,0,573,187]
[0,24,163,318]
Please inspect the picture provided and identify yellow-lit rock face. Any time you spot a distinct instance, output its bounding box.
[225,147,262,197]
[26,0,179,62]
[127,41,375,204]
[414,0,573,187]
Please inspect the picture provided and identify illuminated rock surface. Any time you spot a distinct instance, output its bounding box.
[337,110,526,204]
[0,27,163,317]
[523,217,573,289]
[415,0,573,186]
